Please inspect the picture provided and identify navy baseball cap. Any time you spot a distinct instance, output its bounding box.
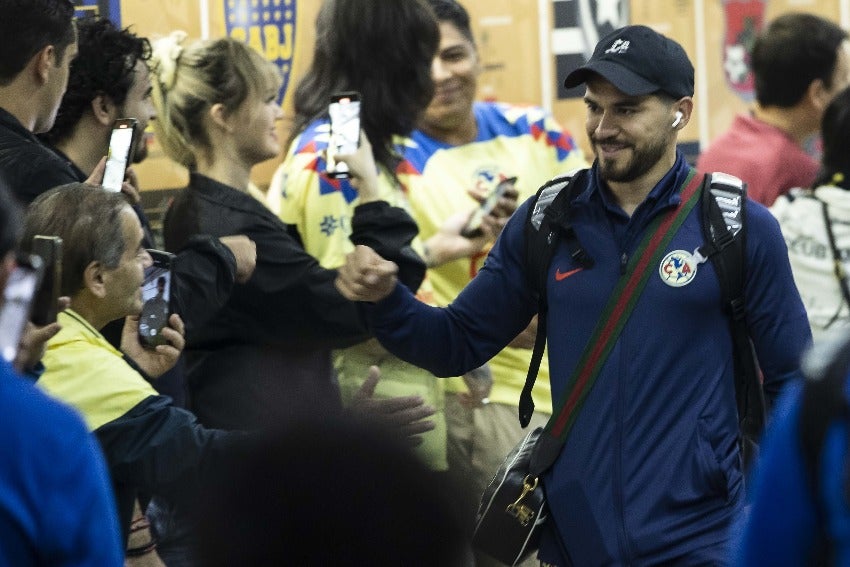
[564,25,694,99]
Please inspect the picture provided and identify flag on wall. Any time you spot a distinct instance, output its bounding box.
[224,0,297,105]
[553,0,628,99]
[721,0,766,101]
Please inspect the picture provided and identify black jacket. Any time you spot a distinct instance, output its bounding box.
[164,173,425,429]
[0,108,78,204]
[95,394,241,545]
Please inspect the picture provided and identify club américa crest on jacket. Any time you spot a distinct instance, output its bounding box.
[659,248,708,287]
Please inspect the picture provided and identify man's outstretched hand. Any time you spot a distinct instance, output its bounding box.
[349,365,436,446]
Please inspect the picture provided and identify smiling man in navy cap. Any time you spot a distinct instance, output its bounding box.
[333,25,811,565]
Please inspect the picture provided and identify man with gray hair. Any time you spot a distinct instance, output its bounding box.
[0,182,122,565]
[23,183,242,550]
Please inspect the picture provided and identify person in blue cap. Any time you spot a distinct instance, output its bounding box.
[334,24,811,565]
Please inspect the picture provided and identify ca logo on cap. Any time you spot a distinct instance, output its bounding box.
[659,250,700,287]
[605,39,630,55]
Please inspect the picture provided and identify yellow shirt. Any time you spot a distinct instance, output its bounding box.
[39,310,157,431]
[270,120,446,469]
[401,102,588,412]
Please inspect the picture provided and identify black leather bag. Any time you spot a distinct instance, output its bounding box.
[472,427,547,566]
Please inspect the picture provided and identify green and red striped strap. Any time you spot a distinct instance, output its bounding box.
[547,168,704,442]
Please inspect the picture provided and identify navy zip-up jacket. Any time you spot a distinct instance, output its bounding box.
[366,153,812,565]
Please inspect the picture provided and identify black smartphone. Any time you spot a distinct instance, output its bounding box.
[462,176,518,238]
[102,118,138,192]
[0,255,43,363]
[138,249,174,348]
[326,91,361,178]
[30,235,62,326]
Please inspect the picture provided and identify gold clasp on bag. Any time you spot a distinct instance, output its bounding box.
[505,475,538,526]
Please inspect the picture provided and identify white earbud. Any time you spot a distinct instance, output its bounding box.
[672,111,683,128]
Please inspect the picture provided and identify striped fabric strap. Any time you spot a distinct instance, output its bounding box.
[547,168,704,442]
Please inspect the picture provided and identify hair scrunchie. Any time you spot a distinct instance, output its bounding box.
[152,31,188,90]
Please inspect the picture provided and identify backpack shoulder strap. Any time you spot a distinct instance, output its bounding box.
[518,168,591,427]
[699,172,764,470]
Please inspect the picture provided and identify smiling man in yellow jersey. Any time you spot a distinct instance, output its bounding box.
[399,2,586,563]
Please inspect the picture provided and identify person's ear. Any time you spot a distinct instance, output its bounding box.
[208,103,232,133]
[671,97,694,130]
[90,93,117,126]
[34,45,55,85]
[82,261,108,299]
[808,78,832,113]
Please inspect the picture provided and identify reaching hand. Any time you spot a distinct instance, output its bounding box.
[334,130,380,203]
[335,245,398,302]
[468,179,519,241]
[349,366,436,446]
[508,315,538,350]
[219,235,257,283]
[424,211,489,267]
[15,321,61,374]
[459,364,494,409]
[120,166,141,205]
[120,313,185,378]
[14,296,71,373]
[86,156,107,187]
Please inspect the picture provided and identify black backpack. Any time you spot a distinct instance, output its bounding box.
[518,168,764,469]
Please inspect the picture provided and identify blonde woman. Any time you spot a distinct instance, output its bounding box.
[151,34,429,431]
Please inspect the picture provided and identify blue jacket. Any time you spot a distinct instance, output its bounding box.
[734,377,850,566]
[0,358,122,565]
[367,153,811,565]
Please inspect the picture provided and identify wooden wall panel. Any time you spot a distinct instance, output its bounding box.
[115,0,848,190]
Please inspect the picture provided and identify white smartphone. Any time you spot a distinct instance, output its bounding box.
[0,255,43,363]
[102,118,138,192]
[326,92,361,179]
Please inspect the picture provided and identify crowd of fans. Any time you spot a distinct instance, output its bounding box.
[1,0,850,565]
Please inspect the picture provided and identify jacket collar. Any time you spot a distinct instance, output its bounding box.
[0,107,41,144]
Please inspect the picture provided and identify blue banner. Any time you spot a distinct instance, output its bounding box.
[74,0,121,26]
[224,0,297,104]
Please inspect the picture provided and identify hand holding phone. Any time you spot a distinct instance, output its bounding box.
[138,249,174,348]
[462,176,518,238]
[30,235,62,326]
[326,92,361,179]
[102,118,138,192]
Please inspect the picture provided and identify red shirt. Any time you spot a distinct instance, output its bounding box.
[697,114,819,206]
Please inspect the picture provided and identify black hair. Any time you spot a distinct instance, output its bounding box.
[0,0,75,84]
[42,17,151,145]
[290,0,439,175]
[813,85,850,190]
[752,13,847,108]
[426,0,474,44]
